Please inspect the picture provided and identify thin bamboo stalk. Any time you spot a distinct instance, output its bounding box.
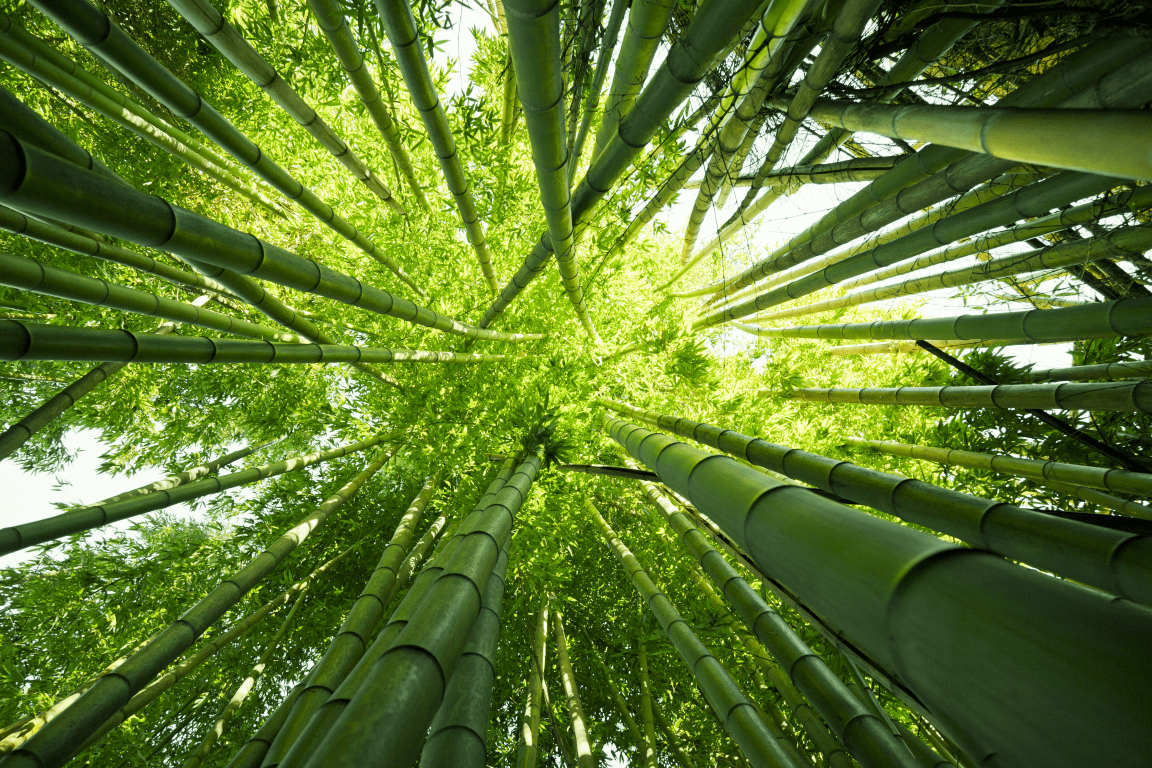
[166,0,404,212]
[554,610,596,768]
[305,0,428,208]
[419,537,511,767]
[732,297,1152,345]
[0,133,539,342]
[1024,359,1152,382]
[585,498,804,768]
[517,599,551,768]
[260,470,443,767]
[1028,477,1152,521]
[478,0,766,329]
[605,414,1152,768]
[636,479,918,768]
[822,339,1066,357]
[504,0,599,341]
[373,0,498,292]
[30,0,424,293]
[843,436,1152,501]
[638,640,657,768]
[79,439,276,509]
[0,305,197,463]
[603,398,1152,600]
[581,634,644,757]
[70,545,348,756]
[569,0,626,177]
[650,697,695,768]
[180,584,310,768]
[696,38,1152,304]
[289,454,540,768]
[683,155,906,189]
[0,436,391,555]
[766,380,1152,413]
[696,170,1121,328]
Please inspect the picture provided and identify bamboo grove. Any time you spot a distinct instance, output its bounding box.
[0,0,1150,766]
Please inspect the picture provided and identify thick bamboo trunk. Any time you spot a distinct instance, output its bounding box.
[554,610,596,768]
[517,599,551,768]
[504,0,599,341]
[603,397,1152,602]
[166,0,404,213]
[586,498,806,768]
[636,479,917,768]
[605,414,1152,768]
[260,471,442,767]
[373,0,499,292]
[289,453,540,768]
[768,380,1152,413]
[0,134,539,343]
[29,0,424,293]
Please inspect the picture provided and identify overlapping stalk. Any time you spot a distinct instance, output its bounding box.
[590,0,676,161]
[504,0,599,340]
[0,133,540,342]
[0,320,509,366]
[479,0,766,328]
[0,22,279,212]
[679,0,812,259]
[585,498,804,768]
[606,415,1152,767]
[0,251,308,343]
[260,471,442,767]
[289,453,540,768]
[516,599,550,768]
[721,0,1008,233]
[29,0,424,293]
[373,0,498,292]
[0,306,197,463]
[0,436,391,556]
[843,436,1152,499]
[638,640,656,768]
[696,170,1121,327]
[734,297,1152,345]
[165,0,403,212]
[602,398,1152,604]
[769,380,1152,413]
[180,585,309,768]
[694,37,1152,305]
[684,154,906,189]
[750,224,1152,324]
[636,479,920,768]
[1,447,393,768]
[79,439,276,509]
[553,610,596,768]
[1023,359,1152,383]
[800,97,1152,182]
[304,0,427,208]
[570,0,627,177]
[418,538,511,767]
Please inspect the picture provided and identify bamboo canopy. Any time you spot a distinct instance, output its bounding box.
[3,2,1152,767]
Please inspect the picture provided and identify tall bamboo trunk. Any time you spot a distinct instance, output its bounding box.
[638,640,657,768]
[517,599,551,768]
[553,610,596,768]
[604,414,1152,767]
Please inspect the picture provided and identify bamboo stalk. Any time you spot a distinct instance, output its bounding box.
[166,0,405,213]
[607,414,1152,767]
[603,397,1152,600]
[650,697,695,768]
[517,599,551,768]
[822,338,1067,357]
[683,155,906,189]
[638,640,657,768]
[0,133,539,343]
[1023,359,1152,383]
[373,0,499,292]
[305,0,428,208]
[260,470,443,766]
[569,0,627,178]
[0,436,391,555]
[554,610,596,768]
[30,0,425,294]
[585,498,805,768]
[766,380,1152,413]
[288,454,540,768]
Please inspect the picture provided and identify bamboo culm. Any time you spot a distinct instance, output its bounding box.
[604,414,1152,768]
[2,448,390,768]
[517,599,550,768]
[553,610,596,768]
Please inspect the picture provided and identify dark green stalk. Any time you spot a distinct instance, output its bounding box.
[604,414,1152,767]
[569,0,626,180]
